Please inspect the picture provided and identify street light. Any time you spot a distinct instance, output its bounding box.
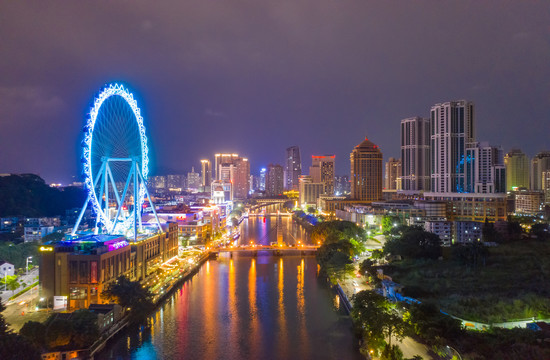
[26,256,33,276]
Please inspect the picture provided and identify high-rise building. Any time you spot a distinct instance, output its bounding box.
[266,164,284,197]
[200,160,212,191]
[214,153,240,180]
[233,157,250,200]
[187,167,201,191]
[310,155,335,195]
[285,146,302,191]
[350,137,383,201]
[464,142,505,194]
[504,149,529,191]
[401,116,430,191]
[384,157,402,190]
[530,151,550,190]
[430,100,475,193]
[259,168,266,191]
[214,153,250,200]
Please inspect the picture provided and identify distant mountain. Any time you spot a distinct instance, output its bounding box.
[0,174,87,217]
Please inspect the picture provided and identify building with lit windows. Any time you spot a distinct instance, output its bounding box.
[266,164,284,197]
[464,142,506,194]
[531,151,550,190]
[187,167,201,191]
[200,159,212,192]
[214,154,250,200]
[310,155,335,195]
[285,146,302,191]
[430,100,475,193]
[350,137,383,201]
[401,116,430,192]
[298,175,324,207]
[385,157,402,190]
[504,149,529,191]
[39,223,178,310]
[515,190,543,214]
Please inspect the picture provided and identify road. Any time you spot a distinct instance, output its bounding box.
[3,283,50,332]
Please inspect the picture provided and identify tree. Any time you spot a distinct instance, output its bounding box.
[371,249,384,261]
[531,223,550,241]
[481,218,498,243]
[352,290,406,354]
[451,242,489,269]
[381,344,404,360]
[70,310,99,348]
[382,216,401,234]
[44,318,73,348]
[102,276,155,323]
[307,206,316,214]
[384,227,442,260]
[404,302,462,342]
[19,321,46,349]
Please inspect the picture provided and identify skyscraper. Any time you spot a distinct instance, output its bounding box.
[504,149,529,191]
[530,151,550,190]
[310,155,335,195]
[285,146,302,191]
[430,100,475,193]
[266,164,284,197]
[401,116,430,191]
[350,137,383,201]
[214,153,250,199]
[384,157,402,190]
[233,157,250,199]
[214,153,240,180]
[464,142,505,193]
[200,159,212,191]
[259,168,266,191]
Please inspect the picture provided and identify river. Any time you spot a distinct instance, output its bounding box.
[100,215,362,359]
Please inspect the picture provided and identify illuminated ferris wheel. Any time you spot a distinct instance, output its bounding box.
[72,83,161,238]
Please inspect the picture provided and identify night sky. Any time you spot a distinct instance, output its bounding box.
[1,1,549,183]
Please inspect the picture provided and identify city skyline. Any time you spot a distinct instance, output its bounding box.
[1,2,549,183]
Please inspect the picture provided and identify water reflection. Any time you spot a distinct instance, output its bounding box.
[101,217,361,360]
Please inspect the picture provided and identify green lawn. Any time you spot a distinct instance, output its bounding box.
[386,240,550,323]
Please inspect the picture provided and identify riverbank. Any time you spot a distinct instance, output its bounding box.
[84,252,214,359]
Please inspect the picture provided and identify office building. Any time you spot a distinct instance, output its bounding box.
[285,146,302,191]
[430,100,475,193]
[504,149,529,191]
[335,175,351,195]
[266,164,284,197]
[401,116,431,192]
[350,137,383,201]
[385,157,402,190]
[259,168,266,191]
[214,154,240,180]
[515,191,543,214]
[531,151,550,190]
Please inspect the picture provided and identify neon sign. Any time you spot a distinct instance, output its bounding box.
[107,240,129,251]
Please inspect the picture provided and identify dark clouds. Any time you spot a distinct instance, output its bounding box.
[1,1,549,182]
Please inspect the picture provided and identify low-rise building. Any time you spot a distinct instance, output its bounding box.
[0,260,15,277]
[515,191,543,215]
[424,221,452,246]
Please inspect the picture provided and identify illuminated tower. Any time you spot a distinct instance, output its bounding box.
[384,157,402,190]
[350,137,383,201]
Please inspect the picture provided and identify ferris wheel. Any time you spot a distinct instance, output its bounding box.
[72,83,162,238]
